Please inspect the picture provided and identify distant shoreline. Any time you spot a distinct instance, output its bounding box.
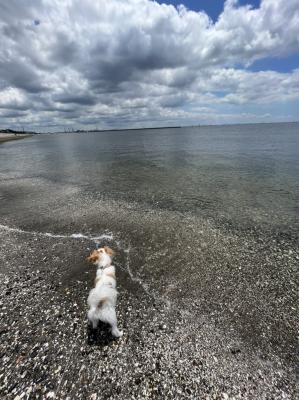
[0,133,32,144]
[1,120,298,136]
[56,120,299,134]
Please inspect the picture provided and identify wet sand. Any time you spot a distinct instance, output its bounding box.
[0,133,32,144]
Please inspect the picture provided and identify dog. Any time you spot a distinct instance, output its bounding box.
[86,246,123,338]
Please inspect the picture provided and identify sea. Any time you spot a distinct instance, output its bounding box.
[0,122,298,231]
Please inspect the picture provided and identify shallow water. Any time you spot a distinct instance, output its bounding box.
[1,123,299,230]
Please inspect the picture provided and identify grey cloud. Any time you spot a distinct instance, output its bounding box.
[0,0,40,22]
[0,110,27,118]
[50,33,79,66]
[0,60,47,93]
[160,95,189,108]
[54,93,97,106]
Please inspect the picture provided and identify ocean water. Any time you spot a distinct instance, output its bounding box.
[0,123,298,231]
[0,123,298,358]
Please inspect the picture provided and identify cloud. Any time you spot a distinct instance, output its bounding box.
[0,0,298,130]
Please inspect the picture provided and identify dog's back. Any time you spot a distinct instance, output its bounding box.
[87,284,117,309]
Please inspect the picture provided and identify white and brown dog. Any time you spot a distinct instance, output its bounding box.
[86,246,123,338]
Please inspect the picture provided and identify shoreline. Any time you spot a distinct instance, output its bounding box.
[0,133,32,144]
[1,121,297,136]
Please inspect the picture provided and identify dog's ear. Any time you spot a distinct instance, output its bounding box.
[87,250,99,263]
[104,246,115,257]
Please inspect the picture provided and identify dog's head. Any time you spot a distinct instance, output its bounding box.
[87,246,115,266]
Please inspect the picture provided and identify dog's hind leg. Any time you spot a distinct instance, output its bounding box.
[99,307,123,338]
[87,308,98,329]
[111,324,123,338]
[109,309,123,337]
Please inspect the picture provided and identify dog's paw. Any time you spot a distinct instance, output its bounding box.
[112,329,123,338]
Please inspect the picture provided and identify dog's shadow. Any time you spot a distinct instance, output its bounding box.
[86,322,117,346]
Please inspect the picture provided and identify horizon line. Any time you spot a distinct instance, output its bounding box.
[1,120,298,135]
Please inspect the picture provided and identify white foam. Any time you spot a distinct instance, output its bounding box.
[0,223,113,243]
[44,232,69,238]
[70,233,87,239]
[0,224,27,235]
[92,233,114,241]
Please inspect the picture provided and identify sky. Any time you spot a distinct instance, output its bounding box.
[0,0,299,132]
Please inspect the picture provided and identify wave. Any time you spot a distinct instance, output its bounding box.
[0,223,113,242]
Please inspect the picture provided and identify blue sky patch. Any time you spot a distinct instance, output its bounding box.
[157,0,261,21]
[249,53,299,73]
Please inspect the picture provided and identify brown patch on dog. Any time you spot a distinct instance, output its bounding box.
[98,297,108,308]
[87,250,100,264]
[104,246,115,257]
